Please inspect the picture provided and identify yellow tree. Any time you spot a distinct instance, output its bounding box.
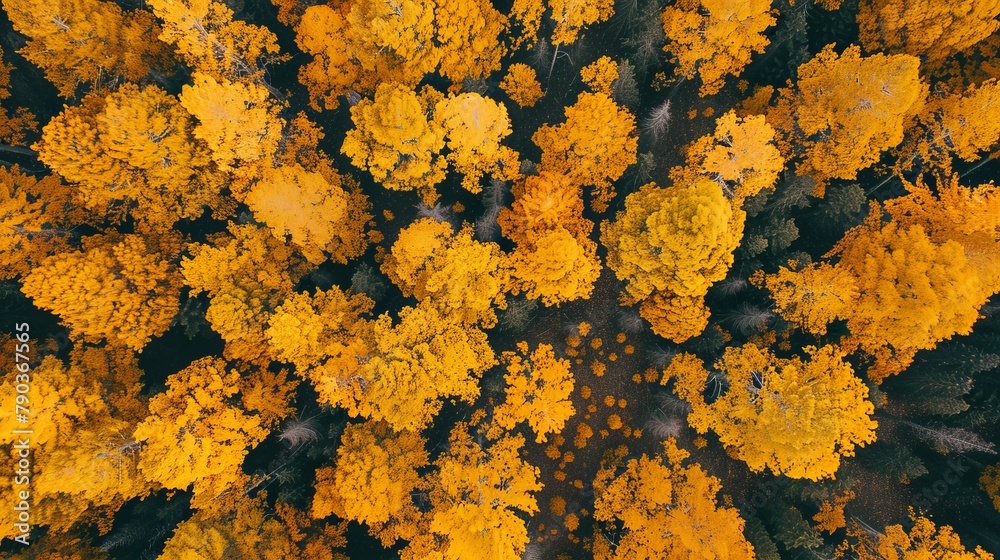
[843,213,985,356]
[768,45,925,195]
[35,84,222,230]
[0,167,84,280]
[500,63,543,107]
[134,357,270,508]
[179,72,284,173]
[271,295,495,431]
[21,233,183,350]
[498,171,592,247]
[182,224,310,364]
[148,0,284,81]
[1,0,170,96]
[661,0,776,96]
[670,111,785,204]
[348,303,496,431]
[532,92,638,212]
[266,286,374,373]
[767,198,993,382]
[341,83,447,204]
[760,262,859,336]
[381,217,509,327]
[905,79,1000,174]
[663,344,877,481]
[434,0,508,85]
[492,342,576,443]
[499,171,602,306]
[850,512,994,560]
[637,291,711,344]
[591,439,755,559]
[294,5,358,110]
[434,93,520,192]
[549,0,615,45]
[160,494,349,560]
[508,226,601,306]
[244,163,372,264]
[423,423,541,560]
[858,0,1000,69]
[601,180,744,341]
[581,56,618,95]
[312,421,427,545]
[0,354,149,539]
[882,177,1000,292]
[294,0,441,108]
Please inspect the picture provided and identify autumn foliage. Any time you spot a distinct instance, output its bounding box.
[4,0,1000,556]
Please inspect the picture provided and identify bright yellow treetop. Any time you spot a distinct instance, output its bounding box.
[266,286,374,372]
[160,494,350,560]
[509,226,601,306]
[532,91,638,212]
[179,72,284,173]
[601,180,744,303]
[834,212,986,381]
[638,291,711,344]
[500,63,544,107]
[762,262,859,336]
[21,233,182,350]
[493,341,576,443]
[312,421,428,536]
[549,0,614,45]
[981,463,1000,512]
[498,172,601,306]
[182,223,309,363]
[148,0,284,81]
[434,93,520,193]
[245,164,371,264]
[770,44,925,195]
[671,110,785,204]
[0,167,83,280]
[498,171,591,246]
[290,300,495,432]
[1,0,170,96]
[858,0,1000,69]
[664,344,877,480]
[382,217,509,327]
[580,56,619,95]
[851,512,994,560]
[909,79,1000,173]
[342,83,447,204]
[294,5,357,111]
[884,176,1000,292]
[134,357,269,507]
[0,354,149,539]
[35,84,221,230]
[592,438,755,559]
[435,0,508,85]
[424,423,541,560]
[661,0,775,96]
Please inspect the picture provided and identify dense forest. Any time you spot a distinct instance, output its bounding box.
[1,0,1000,557]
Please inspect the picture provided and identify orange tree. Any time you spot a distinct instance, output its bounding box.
[532,91,637,212]
[601,179,744,342]
[500,172,602,306]
[591,439,755,559]
[664,344,877,481]
[490,341,576,443]
[661,0,776,96]
[767,44,925,195]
